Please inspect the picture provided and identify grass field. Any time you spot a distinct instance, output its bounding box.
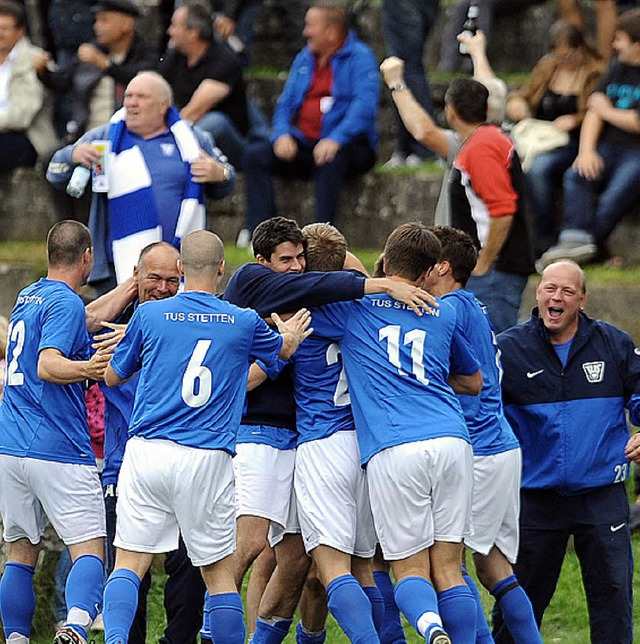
[3,241,640,642]
[23,528,640,643]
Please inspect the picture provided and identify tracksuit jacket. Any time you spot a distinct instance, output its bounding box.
[497,310,640,495]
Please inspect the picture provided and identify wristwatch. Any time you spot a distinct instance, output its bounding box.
[388,82,407,92]
[222,163,232,182]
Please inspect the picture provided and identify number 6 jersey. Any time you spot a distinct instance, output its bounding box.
[109,291,283,453]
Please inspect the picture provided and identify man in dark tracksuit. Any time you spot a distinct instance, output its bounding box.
[494,259,640,643]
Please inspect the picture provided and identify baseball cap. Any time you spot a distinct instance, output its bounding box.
[91,0,140,17]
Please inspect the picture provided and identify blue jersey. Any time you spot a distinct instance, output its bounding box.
[311,294,480,465]
[290,336,355,446]
[109,291,283,452]
[0,279,93,465]
[442,289,520,456]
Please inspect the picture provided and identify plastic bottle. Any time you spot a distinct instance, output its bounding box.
[66,165,91,198]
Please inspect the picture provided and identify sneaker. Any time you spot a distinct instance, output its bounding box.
[405,153,427,168]
[54,626,87,644]
[382,151,407,169]
[236,228,251,249]
[90,614,104,632]
[535,241,597,273]
[426,625,451,644]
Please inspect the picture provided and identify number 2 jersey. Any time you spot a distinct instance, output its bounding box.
[109,291,283,453]
[0,278,93,465]
[311,294,480,465]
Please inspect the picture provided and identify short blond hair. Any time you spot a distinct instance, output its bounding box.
[302,223,347,272]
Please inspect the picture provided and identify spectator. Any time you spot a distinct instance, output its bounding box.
[381,0,439,168]
[237,1,378,246]
[212,0,308,66]
[495,259,640,643]
[46,71,235,294]
[34,0,157,137]
[506,21,604,256]
[381,30,506,226]
[557,0,618,62]
[46,0,94,137]
[160,1,260,169]
[441,77,534,331]
[0,0,57,172]
[537,8,640,269]
[438,0,545,73]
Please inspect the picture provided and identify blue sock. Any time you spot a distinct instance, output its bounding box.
[65,554,104,639]
[373,571,406,644]
[295,621,326,643]
[0,563,36,638]
[205,592,245,644]
[462,568,493,643]
[103,568,141,644]
[438,585,477,644]
[199,591,211,641]
[252,617,292,644]
[326,575,380,643]
[491,575,542,644]
[363,584,385,633]
[394,576,440,638]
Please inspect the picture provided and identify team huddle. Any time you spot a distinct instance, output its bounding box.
[0,217,639,644]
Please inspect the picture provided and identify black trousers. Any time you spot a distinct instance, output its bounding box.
[493,484,633,643]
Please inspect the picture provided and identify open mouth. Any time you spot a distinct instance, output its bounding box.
[547,306,563,320]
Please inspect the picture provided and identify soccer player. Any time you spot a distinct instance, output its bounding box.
[0,221,111,644]
[424,226,541,644]
[222,216,434,643]
[289,223,382,642]
[101,230,311,644]
[86,241,207,644]
[310,222,482,644]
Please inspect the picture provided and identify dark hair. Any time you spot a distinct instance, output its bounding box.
[302,223,347,272]
[383,222,441,281]
[549,20,587,51]
[252,217,306,260]
[617,8,640,43]
[429,226,478,287]
[310,1,349,35]
[184,1,214,42]
[0,0,25,29]
[445,77,488,124]
[47,220,92,268]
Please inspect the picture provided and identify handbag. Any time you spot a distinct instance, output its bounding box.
[511,118,570,171]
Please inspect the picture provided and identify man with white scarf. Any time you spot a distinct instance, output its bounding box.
[47,70,235,295]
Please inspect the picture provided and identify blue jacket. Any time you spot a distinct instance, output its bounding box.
[271,31,379,149]
[46,123,235,284]
[498,311,640,495]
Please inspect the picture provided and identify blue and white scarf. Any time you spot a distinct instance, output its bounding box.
[106,106,205,284]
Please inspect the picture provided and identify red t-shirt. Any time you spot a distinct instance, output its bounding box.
[296,62,333,141]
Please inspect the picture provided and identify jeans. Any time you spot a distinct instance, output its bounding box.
[0,132,37,171]
[525,142,578,254]
[197,99,269,170]
[561,142,640,246]
[381,0,438,158]
[242,136,375,232]
[466,267,528,333]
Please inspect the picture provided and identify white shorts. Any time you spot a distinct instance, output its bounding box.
[295,431,376,557]
[465,448,522,563]
[0,454,105,546]
[115,437,235,567]
[267,484,300,549]
[367,437,473,561]
[233,442,296,528]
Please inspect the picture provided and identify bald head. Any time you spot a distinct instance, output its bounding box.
[180,231,225,278]
[135,242,181,302]
[540,259,586,294]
